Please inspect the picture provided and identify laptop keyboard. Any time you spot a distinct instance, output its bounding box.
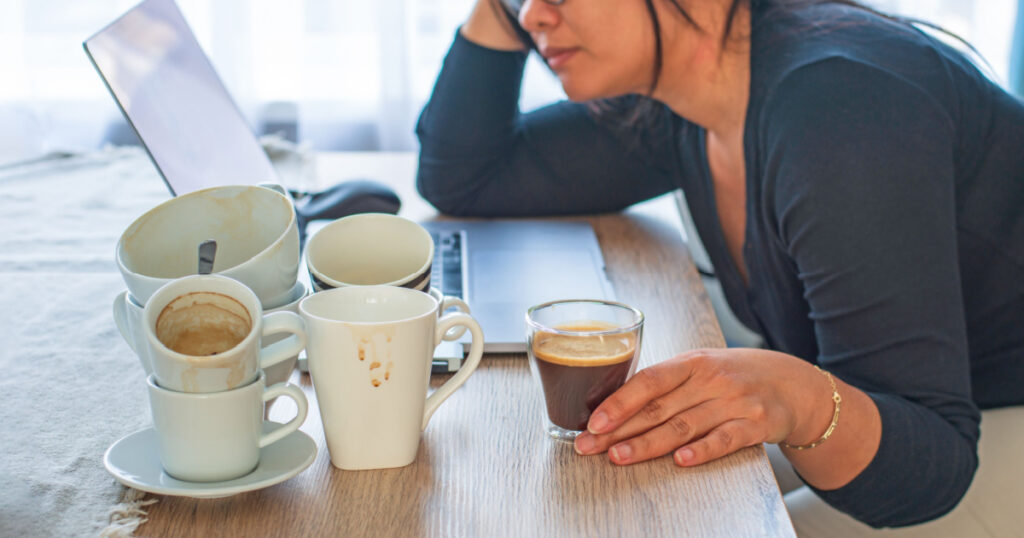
[429,230,465,301]
[429,229,467,373]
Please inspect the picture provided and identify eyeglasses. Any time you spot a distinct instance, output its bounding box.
[504,0,567,13]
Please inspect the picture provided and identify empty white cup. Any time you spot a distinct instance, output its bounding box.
[147,371,308,482]
[116,185,299,308]
[306,213,433,293]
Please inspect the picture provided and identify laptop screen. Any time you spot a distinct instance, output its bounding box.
[84,0,278,195]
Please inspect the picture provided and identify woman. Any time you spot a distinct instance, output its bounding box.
[415,0,1024,533]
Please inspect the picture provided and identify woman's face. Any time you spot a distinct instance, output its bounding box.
[517,0,660,101]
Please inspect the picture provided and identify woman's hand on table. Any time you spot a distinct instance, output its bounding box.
[573,348,836,466]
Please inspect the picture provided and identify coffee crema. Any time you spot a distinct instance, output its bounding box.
[156,292,252,356]
[532,322,638,431]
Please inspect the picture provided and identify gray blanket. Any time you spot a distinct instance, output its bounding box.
[0,148,169,536]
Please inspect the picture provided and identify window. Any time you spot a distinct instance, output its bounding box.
[0,0,1017,165]
[871,0,1016,83]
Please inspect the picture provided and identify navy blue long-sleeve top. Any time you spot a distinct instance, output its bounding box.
[415,3,1024,528]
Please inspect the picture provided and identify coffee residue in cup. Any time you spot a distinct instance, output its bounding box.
[156,292,252,356]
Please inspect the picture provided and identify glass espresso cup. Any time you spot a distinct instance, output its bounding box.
[526,300,644,442]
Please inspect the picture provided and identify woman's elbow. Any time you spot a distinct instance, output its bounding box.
[415,164,480,217]
[859,438,978,528]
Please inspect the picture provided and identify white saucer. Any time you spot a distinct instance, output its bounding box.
[104,422,317,498]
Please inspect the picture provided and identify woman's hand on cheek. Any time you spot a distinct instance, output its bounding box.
[573,348,810,466]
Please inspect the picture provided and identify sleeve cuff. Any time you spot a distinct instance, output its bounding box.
[803,392,977,528]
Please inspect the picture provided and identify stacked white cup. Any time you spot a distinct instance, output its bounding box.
[109,185,310,483]
[140,274,309,482]
[112,185,306,385]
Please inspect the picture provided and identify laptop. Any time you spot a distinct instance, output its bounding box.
[84,0,616,372]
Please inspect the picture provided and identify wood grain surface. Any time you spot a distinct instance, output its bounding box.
[136,153,794,537]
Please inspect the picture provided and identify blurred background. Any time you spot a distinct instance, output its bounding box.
[0,0,1020,166]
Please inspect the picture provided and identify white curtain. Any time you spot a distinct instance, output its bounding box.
[871,0,1017,84]
[0,0,1015,167]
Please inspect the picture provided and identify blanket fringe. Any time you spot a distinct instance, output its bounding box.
[99,488,158,537]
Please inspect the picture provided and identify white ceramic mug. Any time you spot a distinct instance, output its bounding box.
[298,285,484,470]
[143,274,306,393]
[112,290,152,374]
[305,213,433,293]
[116,185,300,309]
[147,371,308,482]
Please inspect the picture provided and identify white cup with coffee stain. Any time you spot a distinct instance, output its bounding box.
[142,274,307,393]
[117,185,300,309]
[298,285,485,470]
[148,371,308,482]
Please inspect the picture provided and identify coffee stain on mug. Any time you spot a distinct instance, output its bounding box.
[181,367,201,392]
[177,364,246,392]
[226,361,247,389]
[351,327,396,388]
[358,337,369,361]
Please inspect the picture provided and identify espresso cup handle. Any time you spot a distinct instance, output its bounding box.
[439,296,470,341]
[422,313,485,431]
[259,382,309,448]
[112,292,136,353]
[259,311,307,370]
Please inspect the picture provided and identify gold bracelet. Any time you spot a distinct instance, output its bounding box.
[780,366,842,450]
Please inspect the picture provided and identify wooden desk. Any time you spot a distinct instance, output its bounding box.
[138,152,794,537]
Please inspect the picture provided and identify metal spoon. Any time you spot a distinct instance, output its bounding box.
[197,239,217,275]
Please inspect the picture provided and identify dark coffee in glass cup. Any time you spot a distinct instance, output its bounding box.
[526,300,644,442]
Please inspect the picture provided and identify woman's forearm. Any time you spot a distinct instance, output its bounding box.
[415,29,527,215]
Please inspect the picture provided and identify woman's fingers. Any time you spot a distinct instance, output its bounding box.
[574,349,775,466]
[586,352,703,435]
[673,420,757,467]
[574,383,711,455]
[601,401,726,465]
